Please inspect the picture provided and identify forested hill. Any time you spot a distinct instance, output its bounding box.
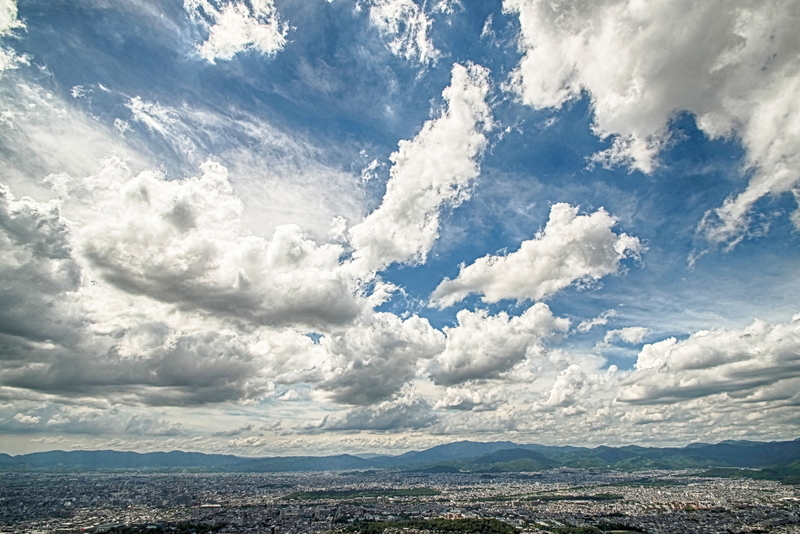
[2,439,799,478]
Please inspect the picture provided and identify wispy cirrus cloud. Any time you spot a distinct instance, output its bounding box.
[366,0,440,66]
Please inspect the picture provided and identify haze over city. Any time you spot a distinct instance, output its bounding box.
[1,0,800,458]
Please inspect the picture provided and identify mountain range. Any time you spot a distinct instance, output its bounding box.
[2,439,799,482]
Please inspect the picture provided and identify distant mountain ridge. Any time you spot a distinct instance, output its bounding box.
[2,439,800,480]
[0,450,242,470]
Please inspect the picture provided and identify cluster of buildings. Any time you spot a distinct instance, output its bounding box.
[1,469,798,533]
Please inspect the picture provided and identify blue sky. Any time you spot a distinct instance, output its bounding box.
[1,0,799,455]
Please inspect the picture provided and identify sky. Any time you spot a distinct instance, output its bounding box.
[0,0,799,457]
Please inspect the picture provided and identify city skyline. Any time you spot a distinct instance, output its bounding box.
[1,0,800,456]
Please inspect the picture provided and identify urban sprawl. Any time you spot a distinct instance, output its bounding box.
[2,469,799,534]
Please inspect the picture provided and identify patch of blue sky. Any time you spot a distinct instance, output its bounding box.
[305,332,324,344]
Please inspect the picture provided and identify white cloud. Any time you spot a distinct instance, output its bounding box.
[0,0,25,76]
[602,326,651,345]
[51,158,366,328]
[13,413,40,424]
[0,0,21,34]
[127,97,196,155]
[368,0,440,65]
[0,314,285,406]
[1,403,185,436]
[0,183,84,347]
[279,389,304,402]
[0,46,23,74]
[618,315,800,405]
[0,78,379,407]
[431,0,461,15]
[0,81,149,198]
[452,315,800,442]
[540,364,591,411]
[113,118,131,136]
[348,62,492,273]
[431,203,644,308]
[312,392,437,431]
[503,0,800,244]
[434,386,500,412]
[577,309,617,333]
[121,95,367,240]
[428,303,569,386]
[422,311,800,444]
[123,415,184,436]
[212,422,254,437]
[70,85,89,100]
[318,312,445,405]
[0,152,361,409]
[360,158,382,182]
[184,0,288,63]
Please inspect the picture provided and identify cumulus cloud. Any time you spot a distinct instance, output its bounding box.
[431,204,644,308]
[0,184,83,347]
[540,364,590,411]
[312,393,437,431]
[1,325,280,405]
[429,303,569,386]
[52,158,365,328]
[0,174,337,407]
[367,0,440,65]
[503,0,800,244]
[427,313,800,445]
[602,326,651,346]
[348,62,492,273]
[184,0,288,63]
[618,315,800,405]
[318,313,444,405]
[434,386,500,412]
